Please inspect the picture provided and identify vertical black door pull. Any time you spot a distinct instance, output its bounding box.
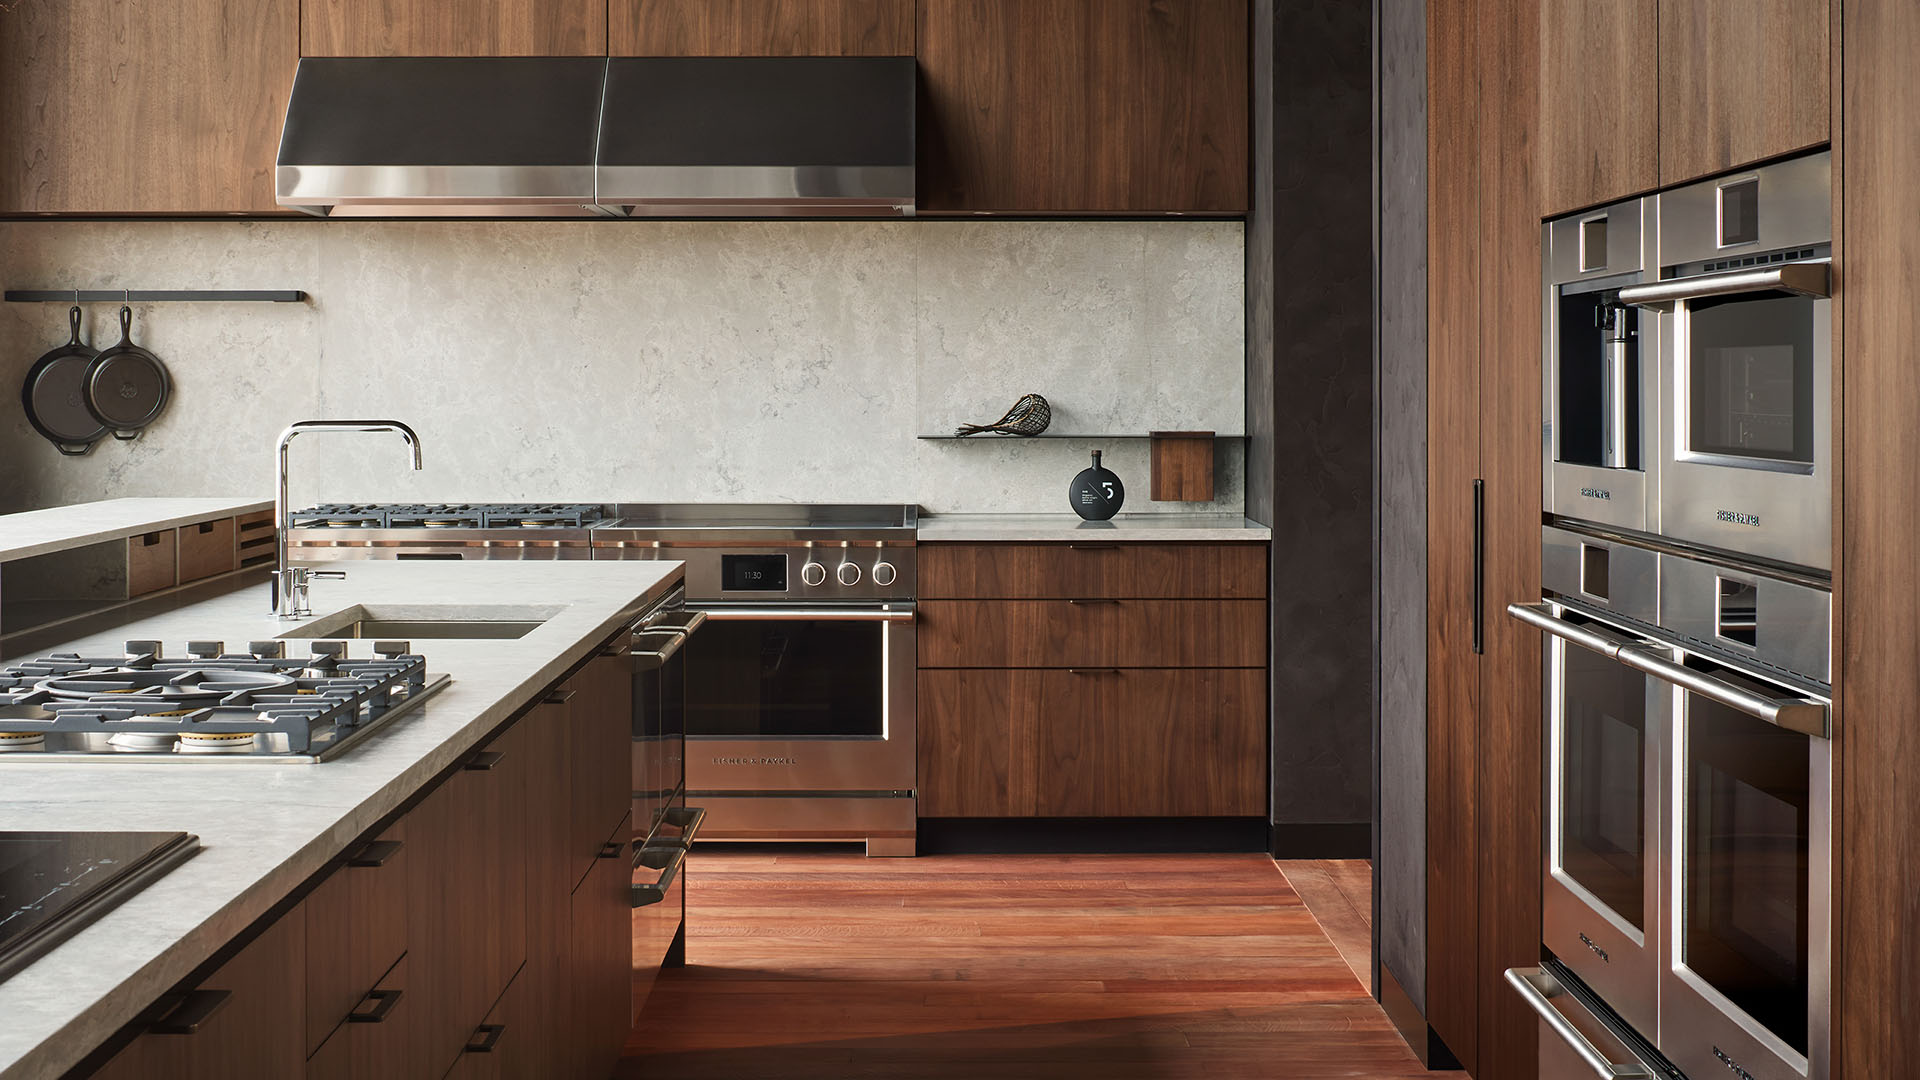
[1472,479,1485,655]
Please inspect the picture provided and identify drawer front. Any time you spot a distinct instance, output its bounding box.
[177,517,238,583]
[305,956,409,1080]
[918,599,1266,668]
[304,822,408,1056]
[1035,668,1266,817]
[918,670,1026,816]
[237,510,277,569]
[127,530,177,597]
[921,542,1267,599]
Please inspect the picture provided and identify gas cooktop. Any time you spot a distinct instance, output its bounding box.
[0,831,200,983]
[0,641,450,763]
[290,503,609,529]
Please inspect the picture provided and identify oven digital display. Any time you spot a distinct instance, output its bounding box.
[722,553,788,591]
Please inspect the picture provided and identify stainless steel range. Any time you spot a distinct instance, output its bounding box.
[0,640,449,762]
[594,504,919,857]
[284,503,611,562]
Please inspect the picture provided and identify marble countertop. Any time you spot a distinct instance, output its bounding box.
[0,560,682,1080]
[0,498,272,563]
[916,513,1271,542]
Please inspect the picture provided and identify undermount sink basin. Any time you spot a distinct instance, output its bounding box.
[280,604,564,640]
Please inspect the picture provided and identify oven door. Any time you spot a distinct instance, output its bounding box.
[1513,601,1665,1037]
[681,604,916,794]
[1626,264,1831,570]
[1619,645,1830,1080]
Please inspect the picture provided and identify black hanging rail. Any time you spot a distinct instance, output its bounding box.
[4,290,307,303]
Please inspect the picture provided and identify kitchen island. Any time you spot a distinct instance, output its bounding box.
[0,559,681,1080]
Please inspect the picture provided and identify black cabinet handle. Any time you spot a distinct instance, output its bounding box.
[1472,478,1485,655]
[543,689,577,705]
[149,989,232,1035]
[1066,598,1118,605]
[348,988,403,1024]
[598,839,625,859]
[1067,543,1118,550]
[463,750,505,771]
[1068,668,1122,675]
[464,1024,506,1053]
[631,844,687,907]
[346,839,403,868]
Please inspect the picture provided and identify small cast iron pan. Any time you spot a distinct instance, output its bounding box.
[21,306,110,456]
[85,305,171,440]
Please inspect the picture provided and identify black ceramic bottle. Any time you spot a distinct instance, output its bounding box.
[1068,450,1125,520]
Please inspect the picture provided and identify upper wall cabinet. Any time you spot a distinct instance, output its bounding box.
[303,0,607,56]
[1538,0,1657,216]
[916,0,1249,214]
[0,0,297,215]
[611,0,913,55]
[1657,0,1829,186]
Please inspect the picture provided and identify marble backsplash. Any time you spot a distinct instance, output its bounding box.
[0,220,1244,515]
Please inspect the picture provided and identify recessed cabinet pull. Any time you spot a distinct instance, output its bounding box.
[347,988,403,1024]
[543,689,577,705]
[148,989,232,1035]
[464,1024,506,1053]
[463,750,505,771]
[346,839,403,868]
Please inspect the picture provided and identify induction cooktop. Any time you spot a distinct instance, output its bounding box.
[0,831,200,983]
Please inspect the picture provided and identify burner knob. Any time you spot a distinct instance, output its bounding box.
[872,561,897,586]
[801,561,827,587]
[836,561,862,586]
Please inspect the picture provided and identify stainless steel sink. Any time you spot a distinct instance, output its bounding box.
[280,604,563,640]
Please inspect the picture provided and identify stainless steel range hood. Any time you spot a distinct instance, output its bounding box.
[276,57,915,218]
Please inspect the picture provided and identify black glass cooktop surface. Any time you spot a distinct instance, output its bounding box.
[0,831,199,983]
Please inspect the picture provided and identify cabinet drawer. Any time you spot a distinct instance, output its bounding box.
[442,964,533,1080]
[918,599,1266,668]
[305,955,408,1080]
[920,542,1266,599]
[569,816,635,1080]
[177,517,238,583]
[569,652,634,891]
[304,822,408,1057]
[237,510,277,569]
[127,530,177,597]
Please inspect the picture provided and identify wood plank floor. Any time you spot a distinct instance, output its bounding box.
[620,850,1425,1079]
[1275,859,1374,994]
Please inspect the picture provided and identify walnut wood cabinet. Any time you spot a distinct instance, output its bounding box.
[916,542,1267,819]
[611,0,912,55]
[1538,0,1657,216]
[301,0,606,56]
[0,0,297,215]
[915,0,1249,213]
[1426,0,1542,1076]
[1657,0,1829,186]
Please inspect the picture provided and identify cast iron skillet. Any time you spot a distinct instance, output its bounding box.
[85,304,171,440]
[21,305,109,456]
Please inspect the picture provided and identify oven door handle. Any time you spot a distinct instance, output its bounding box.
[1505,602,1641,660]
[697,605,916,622]
[1615,260,1829,311]
[1504,967,1654,1079]
[1615,643,1829,738]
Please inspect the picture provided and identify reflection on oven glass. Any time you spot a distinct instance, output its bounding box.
[1685,700,1811,1056]
[1562,646,1648,928]
[1687,295,1815,464]
[684,620,884,737]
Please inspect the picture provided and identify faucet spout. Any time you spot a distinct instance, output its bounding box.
[274,420,425,617]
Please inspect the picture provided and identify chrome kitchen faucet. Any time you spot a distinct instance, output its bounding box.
[274,420,423,617]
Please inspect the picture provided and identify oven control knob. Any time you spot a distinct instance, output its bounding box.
[801,560,828,587]
[837,561,862,586]
[872,561,897,586]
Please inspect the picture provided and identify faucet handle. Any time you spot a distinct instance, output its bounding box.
[310,570,348,581]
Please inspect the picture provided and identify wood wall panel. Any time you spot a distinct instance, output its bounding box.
[1838,1,1920,1075]
[0,0,297,214]
[1538,0,1657,214]
[302,0,605,56]
[1424,0,1483,1067]
[915,0,1248,212]
[611,0,912,55]
[1657,0,1830,185]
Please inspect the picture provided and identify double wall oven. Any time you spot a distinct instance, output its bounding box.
[1517,151,1834,1080]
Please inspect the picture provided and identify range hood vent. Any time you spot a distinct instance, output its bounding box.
[276,56,915,218]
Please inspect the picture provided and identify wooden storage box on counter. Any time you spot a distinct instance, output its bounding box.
[916,541,1268,819]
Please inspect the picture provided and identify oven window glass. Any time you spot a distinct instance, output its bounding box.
[1686,293,1816,464]
[684,620,884,737]
[1556,291,1641,470]
[1682,694,1811,1056]
[1559,644,1647,929]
